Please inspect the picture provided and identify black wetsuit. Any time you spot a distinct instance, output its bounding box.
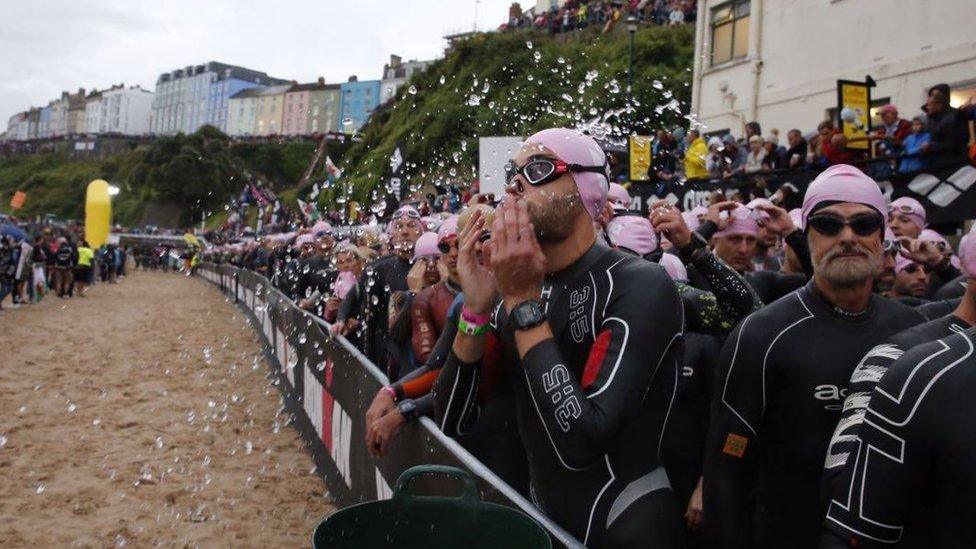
[704,281,923,549]
[663,331,722,509]
[932,274,966,300]
[338,254,411,368]
[824,313,969,494]
[821,327,976,548]
[435,244,685,548]
[915,298,960,320]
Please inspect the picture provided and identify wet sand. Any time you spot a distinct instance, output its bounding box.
[0,270,333,547]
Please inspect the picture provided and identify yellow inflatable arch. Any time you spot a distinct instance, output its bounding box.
[85,179,111,248]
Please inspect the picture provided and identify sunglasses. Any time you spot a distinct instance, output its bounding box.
[902,263,928,275]
[806,214,884,237]
[505,158,609,187]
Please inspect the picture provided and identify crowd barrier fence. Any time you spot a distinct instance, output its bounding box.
[196,262,583,548]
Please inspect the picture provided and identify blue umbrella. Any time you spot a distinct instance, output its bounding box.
[0,223,28,242]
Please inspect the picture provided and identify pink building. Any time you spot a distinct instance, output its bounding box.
[283,78,334,136]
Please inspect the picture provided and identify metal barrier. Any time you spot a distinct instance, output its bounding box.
[196,262,583,548]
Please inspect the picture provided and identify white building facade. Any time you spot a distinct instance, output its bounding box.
[690,0,976,137]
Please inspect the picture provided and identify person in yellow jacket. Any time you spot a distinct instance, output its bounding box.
[74,241,94,296]
[683,129,709,180]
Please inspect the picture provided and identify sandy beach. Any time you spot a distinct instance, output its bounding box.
[0,270,333,547]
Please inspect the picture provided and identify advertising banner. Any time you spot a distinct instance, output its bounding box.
[837,80,872,151]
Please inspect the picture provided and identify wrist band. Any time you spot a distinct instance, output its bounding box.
[461,306,491,325]
[381,386,398,402]
[458,317,490,336]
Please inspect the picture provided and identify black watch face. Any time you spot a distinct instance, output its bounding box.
[513,301,544,329]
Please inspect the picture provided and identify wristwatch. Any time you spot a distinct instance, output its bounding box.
[509,300,546,331]
[397,399,418,423]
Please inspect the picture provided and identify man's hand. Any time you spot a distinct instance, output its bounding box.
[706,201,740,230]
[365,409,406,458]
[754,203,796,236]
[406,261,428,293]
[324,296,341,316]
[685,478,704,531]
[330,318,359,338]
[365,389,397,431]
[489,201,545,312]
[648,200,691,248]
[898,237,946,268]
[456,209,498,315]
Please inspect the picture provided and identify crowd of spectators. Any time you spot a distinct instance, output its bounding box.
[0,219,132,311]
[654,83,975,186]
[501,0,697,34]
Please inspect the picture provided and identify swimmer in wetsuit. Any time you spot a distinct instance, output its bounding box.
[435,129,685,548]
[821,326,976,548]
[704,165,924,549]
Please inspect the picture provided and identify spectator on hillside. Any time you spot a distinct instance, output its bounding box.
[899,116,931,173]
[684,129,709,180]
[921,86,969,163]
[786,129,808,169]
[744,135,766,174]
[668,1,685,25]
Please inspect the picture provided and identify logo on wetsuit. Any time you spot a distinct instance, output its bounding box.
[814,384,848,411]
[568,286,591,343]
[542,364,582,432]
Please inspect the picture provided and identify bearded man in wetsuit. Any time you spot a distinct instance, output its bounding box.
[435,128,686,548]
[703,164,924,549]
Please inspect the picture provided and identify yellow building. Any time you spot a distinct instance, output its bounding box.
[253,84,292,136]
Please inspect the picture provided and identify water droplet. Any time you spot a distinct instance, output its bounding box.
[0,434,7,447]
[533,51,542,61]
[408,85,417,95]
[35,484,45,494]
[525,40,533,49]
[439,75,446,85]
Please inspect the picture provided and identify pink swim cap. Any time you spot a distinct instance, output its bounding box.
[959,230,976,278]
[311,220,333,236]
[889,197,926,231]
[438,215,459,241]
[608,183,631,210]
[801,164,886,228]
[332,271,357,299]
[413,232,440,260]
[607,215,658,256]
[714,206,760,238]
[788,208,804,231]
[659,253,688,282]
[919,229,961,269]
[294,233,315,247]
[523,128,610,221]
[895,254,920,274]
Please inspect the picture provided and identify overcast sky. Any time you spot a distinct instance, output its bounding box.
[1,0,514,130]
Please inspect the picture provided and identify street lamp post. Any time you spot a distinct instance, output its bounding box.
[626,16,638,109]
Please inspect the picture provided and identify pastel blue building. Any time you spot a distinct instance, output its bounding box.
[338,77,381,133]
[151,61,289,135]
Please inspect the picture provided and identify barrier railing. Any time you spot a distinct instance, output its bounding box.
[196,262,583,548]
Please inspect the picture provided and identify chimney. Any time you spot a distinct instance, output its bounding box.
[348,75,358,82]
[317,76,325,85]
[390,54,403,68]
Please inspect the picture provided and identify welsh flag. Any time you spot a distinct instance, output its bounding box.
[325,156,342,179]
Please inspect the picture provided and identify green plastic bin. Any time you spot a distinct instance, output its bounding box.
[312,465,551,548]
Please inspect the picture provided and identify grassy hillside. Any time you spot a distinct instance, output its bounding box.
[0,129,331,227]
[336,24,695,205]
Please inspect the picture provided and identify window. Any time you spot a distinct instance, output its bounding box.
[710,0,750,66]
